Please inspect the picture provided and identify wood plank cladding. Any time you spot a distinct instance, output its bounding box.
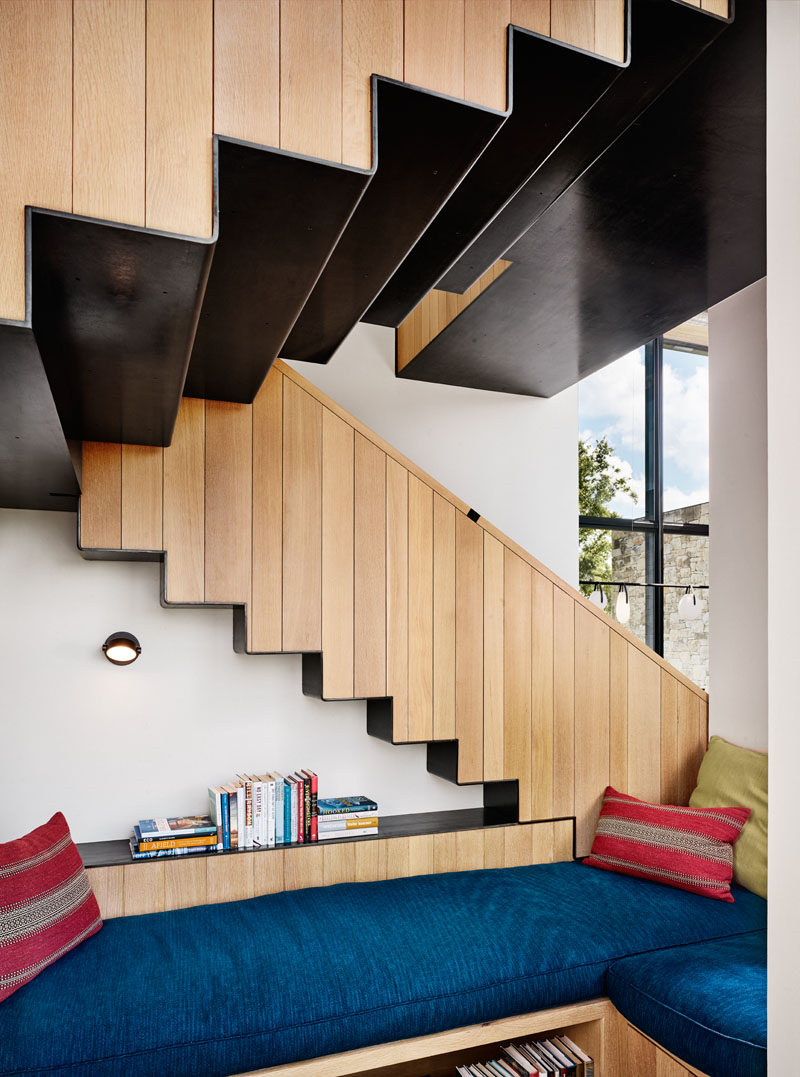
[87,819,574,919]
[80,359,708,854]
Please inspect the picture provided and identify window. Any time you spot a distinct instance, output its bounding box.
[578,322,709,688]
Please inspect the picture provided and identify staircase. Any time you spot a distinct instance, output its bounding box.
[79,361,708,858]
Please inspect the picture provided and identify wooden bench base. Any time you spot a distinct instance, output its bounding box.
[239,998,708,1077]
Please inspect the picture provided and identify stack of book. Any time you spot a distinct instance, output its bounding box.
[317,796,379,840]
[130,816,218,860]
[207,770,319,850]
[456,1034,593,1076]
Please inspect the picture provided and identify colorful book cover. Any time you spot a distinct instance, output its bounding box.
[253,778,263,848]
[273,773,285,845]
[236,781,246,849]
[221,789,230,850]
[302,769,318,842]
[132,827,217,851]
[266,773,276,849]
[315,796,378,816]
[294,773,305,843]
[287,775,298,843]
[137,816,216,839]
[129,838,196,860]
[283,778,292,844]
[318,827,378,840]
[207,787,223,850]
[317,814,379,830]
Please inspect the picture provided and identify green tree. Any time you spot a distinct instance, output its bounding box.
[578,437,638,596]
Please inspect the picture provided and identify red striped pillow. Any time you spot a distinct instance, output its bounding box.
[584,786,751,902]
[0,813,102,1001]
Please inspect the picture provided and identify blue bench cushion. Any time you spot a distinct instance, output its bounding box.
[607,931,767,1077]
[0,860,766,1077]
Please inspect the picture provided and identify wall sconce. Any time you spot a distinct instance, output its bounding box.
[615,584,631,624]
[102,632,141,666]
[588,583,606,609]
[678,588,702,622]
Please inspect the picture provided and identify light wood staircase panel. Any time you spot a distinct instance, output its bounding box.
[79,360,709,840]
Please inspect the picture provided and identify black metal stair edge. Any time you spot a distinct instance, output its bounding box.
[398,0,763,399]
[279,77,506,365]
[363,20,629,329]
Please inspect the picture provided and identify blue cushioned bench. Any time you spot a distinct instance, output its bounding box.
[607,931,767,1077]
[0,861,766,1077]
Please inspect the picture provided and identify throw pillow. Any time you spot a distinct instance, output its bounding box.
[584,786,750,902]
[690,735,767,898]
[0,813,102,1002]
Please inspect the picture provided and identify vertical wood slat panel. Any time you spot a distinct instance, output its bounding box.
[504,825,533,868]
[163,398,205,603]
[282,380,322,652]
[552,588,575,818]
[483,532,505,781]
[145,0,213,236]
[660,671,680,804]
[386,460,409,740]
[354,838,388,882]
[408,476,434,742]
[0,0,72,320]
[206,855,254,903]
[510,0,551,36]
[323,842,356,885]
[385,836,411,879]
[73,0,146,224]
[574,606,610,856]
[284,845,324,890]
[354,434,386,698]
[214,0,280,146]
[464,0,510,112]
[280,0,343,162]
[433,831,458,873]
[433,494,456,740]
[86,866,124,919]
[342,0,403,169]
[251,369,283,652]
[121,445,162,550]
[483,828,505,869]
[504,550,532,820]
[80,443,121,550]
[254,850,285,895]
[701,0,729,16]
[676,685,708,805]
[408,834,434,877]
[455,513,484,782]
[404,0,466,100]
[163,858,207,910]
[627,645,662,802]
[322,409,355,698]
[594,0,626,63]
[551,0,595,51]
[609,632,628,792]
[455,829,486,870]
[531,570,554,820]
[204,401,252,604]
[123,863,165,915]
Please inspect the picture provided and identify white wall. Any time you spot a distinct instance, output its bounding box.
[708,278,767,749]
[287,323,578,587]
[767,2,800,1069]
[0,326,578,846]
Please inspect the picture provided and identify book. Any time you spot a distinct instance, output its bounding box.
[132,825,217,852]
[274,773,285,845]
[295,772,311,842]
[252,777,264,848]
[283,778,292,844]
[317,815,379,831]
[318,827,378,840]
[302,769,318,841]
[557,1036,593,1077]
[220,788,230,850]
[207,788,224,851]
[137,816,216,840]
[294,773,305,843]
[552,1039,583,1077]
[316,796,378,816]
[129,837,197,860]
[223,783,239,849]
[266,773,277,848]
[287,775,299,843]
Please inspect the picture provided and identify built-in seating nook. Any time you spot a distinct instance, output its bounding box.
[2,1,791,1074]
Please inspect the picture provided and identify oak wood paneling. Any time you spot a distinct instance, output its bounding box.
[552,587,575,818]
[280,0,343,162]
[433,831,457,873]
[408,476,434,741]
[163,398,205,603]
[254,849,285,895]
[354,434,386,698]
[282,380,322,652]
[214,0,280,146]
[0,0,72,320]
[73,0,145,224]
[702,0,728,16]
[145,0,213,236]
[284,844,324,890]
[510,0,550,36]
[164,858,207,911]
[483,532,505,781]
[483,827,505,869]
[574,605,610,855]
[121,445,162,550]
[455,828,485,870]
[205,401,252,604]
[433,494,456,740]
[504,549,532,819]
[465,0,510,112]
[408,833,434,876]
[594,0,626,62]
[504,823,533,867]
[251,370,284,652]
[609,632,628,791]
[80,443,121,550]
[676,683,707,804]
[404,0,465,100]
[123,862,164,915]
[531,570,554,820]
[207,853,254,903]
[342,0,403,169]
[322,409,355,698]
[86,865,124,919]
[660,671,680,804]
[323,841,356,885]
[385,836,411,879]
[551,0,594,51]
[386,459,409,740]
[627,646,662,802]
[354,838,388,882]
[455,512,484,782]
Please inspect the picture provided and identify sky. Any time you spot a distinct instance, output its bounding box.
[578,346,709,517]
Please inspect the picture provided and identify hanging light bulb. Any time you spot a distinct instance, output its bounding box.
[588,583,606,609]
[615,584,631,624]
[678,588,702,621]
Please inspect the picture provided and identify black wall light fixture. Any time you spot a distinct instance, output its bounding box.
[102,632,141,666]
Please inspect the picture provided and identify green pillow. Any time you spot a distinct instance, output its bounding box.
[689,735,767,898]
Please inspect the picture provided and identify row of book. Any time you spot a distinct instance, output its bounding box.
[129,789,379,859]
[456,1034,593,1077]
